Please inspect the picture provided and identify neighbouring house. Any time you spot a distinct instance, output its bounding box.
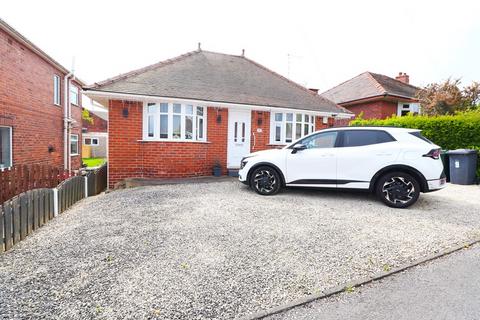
[82,100,108,159]
[84,49,352,187]
[0,18,84,171]
[322,72,420,122]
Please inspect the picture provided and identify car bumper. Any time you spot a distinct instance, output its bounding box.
[238,168,248,184]
[427,177,447,191]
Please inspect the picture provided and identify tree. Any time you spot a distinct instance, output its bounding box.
[416,78,480,115]
[82,109,94,124]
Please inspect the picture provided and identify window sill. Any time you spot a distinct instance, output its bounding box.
[138,139,211,144]
[268,143,288,146]
[70,154,79,156]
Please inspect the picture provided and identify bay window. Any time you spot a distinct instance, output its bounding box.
[271,111,315,144]
[144,102,207,141]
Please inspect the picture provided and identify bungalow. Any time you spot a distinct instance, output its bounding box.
[322,72,420,120]
[0,18,84,171]
[84,48,352,187]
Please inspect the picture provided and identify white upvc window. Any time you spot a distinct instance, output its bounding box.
[143,101,207,141]
[0,126,12,169]
[70,134,79,156]
[53,75,61,106]
[397,102,420,116]
[70,85,79,106]
[271,111,315,144]
[84,137,99,146]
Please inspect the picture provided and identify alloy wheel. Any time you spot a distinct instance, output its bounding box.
[253,169,277,194]
[381,176,415,205]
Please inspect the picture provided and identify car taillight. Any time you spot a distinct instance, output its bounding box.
[423,148,441,160]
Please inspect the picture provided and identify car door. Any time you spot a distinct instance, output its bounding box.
[285,131,339,187]
[335,130,399,189]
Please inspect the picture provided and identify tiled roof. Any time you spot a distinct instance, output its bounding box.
[321,72,419,104]
[86,50,349,114]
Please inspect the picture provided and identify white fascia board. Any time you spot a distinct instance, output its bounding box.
[84,90,353,118]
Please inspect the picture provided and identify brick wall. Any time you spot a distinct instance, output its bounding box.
[343,100,398,120]
[83,110,107,133]
[0,27,82,169]
[250,110,272,152]
[108,100,229,187]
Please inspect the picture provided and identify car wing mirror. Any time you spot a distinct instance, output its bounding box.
[291,144,307,154]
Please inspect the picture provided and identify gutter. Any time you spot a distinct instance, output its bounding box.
[84,89,354,119]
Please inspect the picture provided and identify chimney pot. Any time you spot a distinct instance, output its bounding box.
[395,72,410,84]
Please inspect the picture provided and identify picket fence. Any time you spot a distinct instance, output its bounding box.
[0,165,107,252]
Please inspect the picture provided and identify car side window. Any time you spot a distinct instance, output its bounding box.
[300,131,338,149]
[342,130,395,147]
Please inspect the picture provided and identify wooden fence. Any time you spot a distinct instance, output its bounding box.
[1,164,107,253]
[0,165,72,203]
[87,164,107,197]
[1,188,54,252]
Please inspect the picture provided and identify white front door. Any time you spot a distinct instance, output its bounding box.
[227,110,251,168]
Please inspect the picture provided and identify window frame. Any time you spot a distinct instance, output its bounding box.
[270,111,316,145]
[53,75,61,106]
[84,137,99,146]
[142,101,208,142]
[70,134,79,156]
[0,126,13,169]
[337,130,396,148]
[70,85,79,106]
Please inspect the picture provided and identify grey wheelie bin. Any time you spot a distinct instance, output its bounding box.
[447,149,478,185]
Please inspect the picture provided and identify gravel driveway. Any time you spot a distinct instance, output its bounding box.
[1,181,479,319]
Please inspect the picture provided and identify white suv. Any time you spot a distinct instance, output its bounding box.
[239,127,446,208]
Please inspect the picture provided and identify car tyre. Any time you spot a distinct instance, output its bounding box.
[375,171,420,208]
[249,166,282,196]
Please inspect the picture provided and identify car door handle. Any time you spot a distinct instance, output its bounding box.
[376,153,392,156]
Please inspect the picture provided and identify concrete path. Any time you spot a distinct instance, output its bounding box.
[269,244,480,320]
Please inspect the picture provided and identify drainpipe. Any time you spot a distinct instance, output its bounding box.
[64,72,73,172]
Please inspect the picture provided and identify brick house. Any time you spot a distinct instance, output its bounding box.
[322,72,420,121]
[0,18,83,171]
[82,102,108,159]
[84,49,352,187]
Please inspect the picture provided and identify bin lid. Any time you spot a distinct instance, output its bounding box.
[446,149,479,155]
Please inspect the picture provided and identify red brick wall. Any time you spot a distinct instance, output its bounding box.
[83,110,107,133]
[0,27,82,169]
[315,115,334,130]
[343,100,398,120]
[108,99,229,187]
[250,110,272,152]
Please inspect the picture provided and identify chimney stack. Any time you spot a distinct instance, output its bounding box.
[395,72,409,84]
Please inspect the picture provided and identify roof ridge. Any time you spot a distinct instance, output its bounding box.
[369,71,420,90]
[321,71,371,96]
[87,50,201,88]
[240,55,344,111]
[364,71,388,95]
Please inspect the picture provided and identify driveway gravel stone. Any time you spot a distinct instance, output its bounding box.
[0,182,479,319]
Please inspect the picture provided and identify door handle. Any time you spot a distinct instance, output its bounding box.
[376,153,392,156]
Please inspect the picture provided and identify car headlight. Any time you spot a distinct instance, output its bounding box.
[240,156,254,169]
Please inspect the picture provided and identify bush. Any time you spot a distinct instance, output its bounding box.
[349,110,480,150]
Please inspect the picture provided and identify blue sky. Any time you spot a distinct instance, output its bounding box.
[1,0,479,91]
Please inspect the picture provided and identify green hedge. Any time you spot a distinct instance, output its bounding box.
[349,110,480,150]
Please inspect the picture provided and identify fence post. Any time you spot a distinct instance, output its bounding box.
[84,175,88,198]
[53,188,59,217]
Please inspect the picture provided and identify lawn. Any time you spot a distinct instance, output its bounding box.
[82,157,106,168]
